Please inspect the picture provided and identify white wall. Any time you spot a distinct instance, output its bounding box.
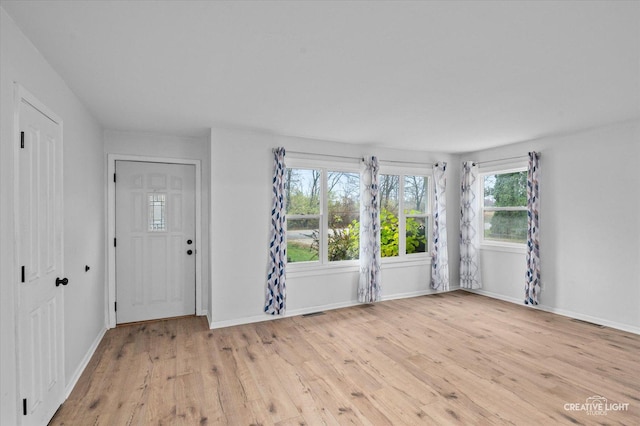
[465,121,640,333]
[104,129,211,317]
[209,126,460,328]
[1,8,106,424]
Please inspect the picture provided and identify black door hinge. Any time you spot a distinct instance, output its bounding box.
[113,173,116,183]
[20,132,25,149]
[114,238,117,247]
[23,398,27,415]
[115,302,117,312]
[21,266,25,283]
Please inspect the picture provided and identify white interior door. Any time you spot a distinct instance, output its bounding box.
[115,161,196,324]
[16,94,65,425]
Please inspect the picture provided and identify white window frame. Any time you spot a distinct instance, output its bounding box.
[286,156,361,272]
[378,164,433,265]
[479,164,527,252]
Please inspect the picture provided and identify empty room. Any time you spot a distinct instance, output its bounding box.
[1,1,638,425]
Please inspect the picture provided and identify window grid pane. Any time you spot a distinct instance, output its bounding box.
[286,168,321,215]
[403,175,427,215]
[380,174,400,258]
[287,217,320,263]
[483,210,527,243]
[482,170,527,244]
[327,171,359,262]
[483,172,527,209]
[406,216,428,254]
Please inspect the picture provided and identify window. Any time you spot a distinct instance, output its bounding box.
[286,167,359,264]
[481,169,527,244]
[285,160,431,265]
[327,171,359,261]
[286,168,320,262]
[379,173,430,258]
[148,193,166,231]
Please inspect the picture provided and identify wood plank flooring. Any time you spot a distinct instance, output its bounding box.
[51,291,640,425]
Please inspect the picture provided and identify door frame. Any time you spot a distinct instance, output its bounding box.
[13,83,65,424]
[107,154,203,328]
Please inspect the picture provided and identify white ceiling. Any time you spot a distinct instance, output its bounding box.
[3,0,639,153]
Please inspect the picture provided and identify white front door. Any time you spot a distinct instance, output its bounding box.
[16,92,65,425]
[115,161,196,324]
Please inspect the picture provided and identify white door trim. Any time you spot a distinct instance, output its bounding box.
[107,154,203,328]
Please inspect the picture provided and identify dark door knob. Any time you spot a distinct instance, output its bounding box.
[187,250,193,255]
[187,239,193,245]
[55,277,68,287]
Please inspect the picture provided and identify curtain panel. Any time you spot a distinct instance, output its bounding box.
[525,151,540,305]
[460,161,482,289]
[265,147,287,315]
[431,162,449,290]
[358,156,381,303]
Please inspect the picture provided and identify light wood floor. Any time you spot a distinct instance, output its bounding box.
[51,291,639,425]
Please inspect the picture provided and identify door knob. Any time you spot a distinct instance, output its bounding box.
[55,277,68,287]
[187,250,193,255]
[187,239,193,245]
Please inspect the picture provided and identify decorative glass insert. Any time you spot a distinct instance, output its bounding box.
[148,193,166,231]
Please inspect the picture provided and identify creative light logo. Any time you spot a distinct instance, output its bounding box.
[564,396,630,416]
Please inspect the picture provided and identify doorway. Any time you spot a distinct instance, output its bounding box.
[113,159,200,324]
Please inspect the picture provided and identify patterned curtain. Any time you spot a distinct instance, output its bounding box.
[358,156,381,303]
[525,151,540,305]
[265,147,287,315]
[460,161,482,289]
[431,162,449,290]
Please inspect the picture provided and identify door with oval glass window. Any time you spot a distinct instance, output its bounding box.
[115,161,195,324]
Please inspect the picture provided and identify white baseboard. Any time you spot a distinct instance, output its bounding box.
[381,287,459,301]
[381,289,429,301]
[209,300,361,329]
[462,288,522,305]
[209,288,459,330]
[64,326,107,398]
[463,288,640,335]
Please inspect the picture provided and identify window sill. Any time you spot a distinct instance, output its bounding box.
[286,260,359,278]
[480,243,526,254]
[286,255,431,278]
[381,255,432,269]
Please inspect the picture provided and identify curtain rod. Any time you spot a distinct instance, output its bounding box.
[285,150,435,167]
[285,150,363,161]
[379,159,436,167]
[474,154,533,166]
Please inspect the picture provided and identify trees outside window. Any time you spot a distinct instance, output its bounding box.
[285,168,359,263]
[403,175,428,255]
[481,169,527,244]
[285,165,430,264]
[286,168,321,262]
[379,174,429,258]
[324,171,359,261]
